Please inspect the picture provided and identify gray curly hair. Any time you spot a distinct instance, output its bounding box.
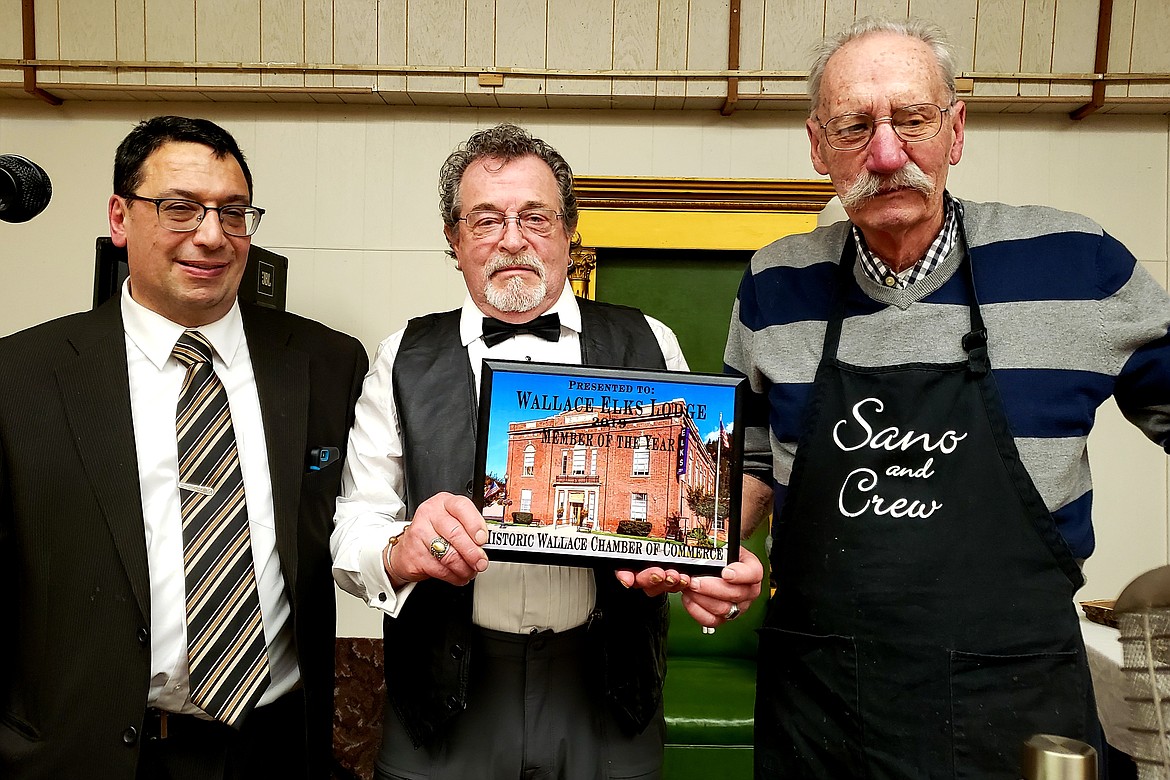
[807,17,958,115]
[438,123,579,258]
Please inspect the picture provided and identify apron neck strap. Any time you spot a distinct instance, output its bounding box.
[957,216,990,376]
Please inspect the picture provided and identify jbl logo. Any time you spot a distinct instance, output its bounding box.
[257,260,275,297]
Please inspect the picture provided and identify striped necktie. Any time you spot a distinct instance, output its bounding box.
[173,330,270,727]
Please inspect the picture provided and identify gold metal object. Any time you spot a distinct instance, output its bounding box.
[1020,734,1097,780]
[428,536,451,560]
[568,247,596,299]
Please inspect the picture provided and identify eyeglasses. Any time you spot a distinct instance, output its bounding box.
[815,103,952,151]
[124,195,265,237]
[458,208,564,240]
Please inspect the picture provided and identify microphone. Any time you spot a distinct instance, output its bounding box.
[0,154,53,223]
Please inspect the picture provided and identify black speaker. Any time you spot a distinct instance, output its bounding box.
[93,237,288,311]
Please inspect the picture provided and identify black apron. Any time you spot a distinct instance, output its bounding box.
[755,226,1099,779]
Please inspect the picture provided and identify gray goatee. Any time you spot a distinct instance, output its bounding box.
[483,253,548,313]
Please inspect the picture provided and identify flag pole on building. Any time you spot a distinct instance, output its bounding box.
[703,414,729,636]
[713,414,723,549]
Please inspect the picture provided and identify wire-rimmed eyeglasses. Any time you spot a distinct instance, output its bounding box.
[458,208,564,240]
[124,195,265,237]
[815,103,952,151]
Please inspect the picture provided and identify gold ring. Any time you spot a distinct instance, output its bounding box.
[429,536,451,560]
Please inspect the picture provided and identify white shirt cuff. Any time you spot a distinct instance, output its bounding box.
[356,529,417,617]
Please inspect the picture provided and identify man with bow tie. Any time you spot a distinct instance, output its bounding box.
[331,123,762,779]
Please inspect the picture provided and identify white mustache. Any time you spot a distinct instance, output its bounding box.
[839,162,935,210]
[485,253,546,280]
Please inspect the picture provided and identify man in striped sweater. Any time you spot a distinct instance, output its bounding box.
[726,17,1170,780]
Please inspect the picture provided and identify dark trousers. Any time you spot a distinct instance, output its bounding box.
[376,626,664,780]
[135,690,307,780]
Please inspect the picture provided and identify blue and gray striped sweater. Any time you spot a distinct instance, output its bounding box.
[725,199,1170,560]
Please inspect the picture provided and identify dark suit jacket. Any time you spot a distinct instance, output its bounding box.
[0,297,367,779]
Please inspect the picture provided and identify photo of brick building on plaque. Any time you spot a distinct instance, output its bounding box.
[500,401,719,541]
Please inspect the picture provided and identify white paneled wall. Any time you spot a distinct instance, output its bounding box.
[8,0,1170,109]
[0,101,1166,636]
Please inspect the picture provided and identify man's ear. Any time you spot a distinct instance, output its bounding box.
[948,100,967,166]
[444,224,462,264]
[807,117,830,176]
[108,195,129,248]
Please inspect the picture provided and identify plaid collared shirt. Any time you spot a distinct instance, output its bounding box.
[854,194,963,289]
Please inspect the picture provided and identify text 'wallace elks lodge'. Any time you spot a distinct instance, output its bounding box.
[499,395,721,540]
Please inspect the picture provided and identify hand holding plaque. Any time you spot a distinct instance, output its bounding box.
[383,492,489,588]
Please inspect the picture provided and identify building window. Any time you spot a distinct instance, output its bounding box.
[573,445,586,475]
[521,489,532,512]
[562,450,569,475]
[631,492,648,520]
[590,449,597,476]
[523,444,535,476]
[632,436,650,476]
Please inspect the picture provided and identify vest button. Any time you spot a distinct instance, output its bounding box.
[446,696,460,710]
[464,480,474,494]
[137,627,149,646]
[450,644,465,659]
[122,726,138,745]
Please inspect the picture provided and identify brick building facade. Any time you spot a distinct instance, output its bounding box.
[503,401,719,540]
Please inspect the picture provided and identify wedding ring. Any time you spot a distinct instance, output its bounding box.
[429,536,451,560]
[724,603,741,621]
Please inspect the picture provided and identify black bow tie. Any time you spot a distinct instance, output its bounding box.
[481,313,561,348]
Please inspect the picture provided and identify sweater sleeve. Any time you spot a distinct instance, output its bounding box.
[724,265,775,485]
[1098,231,1170,452]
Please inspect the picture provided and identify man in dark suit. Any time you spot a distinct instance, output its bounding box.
[0,116,367,779]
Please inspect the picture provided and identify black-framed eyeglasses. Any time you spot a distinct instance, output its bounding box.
[815,103,952,151]
[124,195,265,237]
[458,208,564,240]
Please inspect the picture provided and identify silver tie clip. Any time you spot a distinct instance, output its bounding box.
[178,481,215,496]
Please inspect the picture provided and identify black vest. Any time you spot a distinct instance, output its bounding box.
[386,298,670,747]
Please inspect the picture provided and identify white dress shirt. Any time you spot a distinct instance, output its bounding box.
[121,281,298,715]
[332,286,688,633]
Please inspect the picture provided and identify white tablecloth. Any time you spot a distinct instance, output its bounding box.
[1081,613,1139,757]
